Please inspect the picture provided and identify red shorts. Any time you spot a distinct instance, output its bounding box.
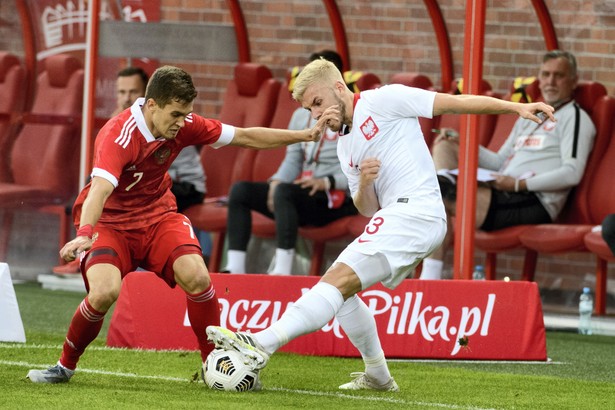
[81,212,202,288]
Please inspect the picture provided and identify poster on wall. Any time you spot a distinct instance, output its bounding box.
[25,0,160,118]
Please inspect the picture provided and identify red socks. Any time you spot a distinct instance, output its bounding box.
[186,284,220,361]
[60,298,106,370]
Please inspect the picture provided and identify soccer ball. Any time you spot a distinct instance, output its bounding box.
[202,348,261,392]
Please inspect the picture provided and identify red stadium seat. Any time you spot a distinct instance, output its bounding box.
[0,52,26,182]
[183,63,281,271]
[0,54,84,261]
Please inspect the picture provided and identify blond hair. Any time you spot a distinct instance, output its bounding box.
[292,58,344,101]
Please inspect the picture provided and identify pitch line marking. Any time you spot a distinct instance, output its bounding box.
[0,344,568,365]
[3,359,496,410]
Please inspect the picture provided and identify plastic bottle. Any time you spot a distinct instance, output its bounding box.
[578,287,593,335]
[472,265,485,280]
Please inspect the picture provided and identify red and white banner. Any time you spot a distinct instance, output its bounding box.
[25,0,160,117]
[107,272,547,360]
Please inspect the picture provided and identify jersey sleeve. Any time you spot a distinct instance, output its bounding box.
[91,124,137,187]
[180,113,235,149]
[366,84,437,120]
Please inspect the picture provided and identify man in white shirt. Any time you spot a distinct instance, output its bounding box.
[206,59,555,391]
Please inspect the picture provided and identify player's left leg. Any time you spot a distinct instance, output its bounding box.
[172,250,220,361]
[336,295,398,391]
[148,214,221,363]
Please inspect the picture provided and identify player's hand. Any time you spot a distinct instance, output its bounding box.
[490,174,516,191]
[518,102,555,124]
[358,157,381,187]
[294,177,326,196]
[60,236,92,262]
[312,105,341,139]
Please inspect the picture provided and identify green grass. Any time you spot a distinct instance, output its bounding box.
[2,283,614,409]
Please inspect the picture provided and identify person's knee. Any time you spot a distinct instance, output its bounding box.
[228,181,253,205]
[273,182,298,207]
[321,263,362,300]
[432,137,459,170]
[602,214,615,240]
[173,253,211,293]
[87,280,120,311]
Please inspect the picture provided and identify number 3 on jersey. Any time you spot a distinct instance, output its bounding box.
[358,216,384,243]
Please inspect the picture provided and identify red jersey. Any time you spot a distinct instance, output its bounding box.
[73,98,235,230]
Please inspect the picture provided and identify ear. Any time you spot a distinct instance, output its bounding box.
[145,98,157,111]
[334,80,346,94]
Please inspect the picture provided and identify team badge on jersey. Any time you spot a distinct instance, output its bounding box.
[154,147,172,165]
[360,116,379,140]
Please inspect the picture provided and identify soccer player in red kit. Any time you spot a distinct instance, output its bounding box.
[27,65,321,383]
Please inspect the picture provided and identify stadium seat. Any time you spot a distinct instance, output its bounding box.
[474,81,608,281]
[0,52,26,182]
[268,68,303,129]
[344,70,381,92]
[182,63,281,272]
[0,54,84,262]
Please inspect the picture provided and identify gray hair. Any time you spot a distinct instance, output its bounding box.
[543,50,577,78]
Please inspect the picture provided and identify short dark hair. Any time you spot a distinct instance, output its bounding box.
[309,49,344,73]
[117,66,149,87]
[144,66,197,108]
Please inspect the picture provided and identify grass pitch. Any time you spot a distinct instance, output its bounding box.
[2,283,614,409]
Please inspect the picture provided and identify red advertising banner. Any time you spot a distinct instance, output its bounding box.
[107,272,547,360]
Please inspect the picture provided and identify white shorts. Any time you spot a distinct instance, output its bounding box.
[333,205,446,289]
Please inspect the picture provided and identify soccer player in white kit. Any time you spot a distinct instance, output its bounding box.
[207,59,556,391]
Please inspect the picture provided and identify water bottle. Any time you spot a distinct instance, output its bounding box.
[472,265,485,280]
[578,287,593,335]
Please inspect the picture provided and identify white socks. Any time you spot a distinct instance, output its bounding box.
[254,282,343,354]
[225,250,246,274]
[420,258,443,280]
[270,248,295,275]
[336,295,391,384]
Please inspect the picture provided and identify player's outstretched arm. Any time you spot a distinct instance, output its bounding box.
[433,93,555,124]
[231,126,320,149]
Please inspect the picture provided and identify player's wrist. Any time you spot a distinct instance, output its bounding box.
[76,224,94,239]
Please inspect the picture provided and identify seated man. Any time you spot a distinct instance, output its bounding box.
[224,50,357,275]
[422,50,596,280]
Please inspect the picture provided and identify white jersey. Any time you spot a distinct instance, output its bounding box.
[338,84,445,219]
[334,84,447,289]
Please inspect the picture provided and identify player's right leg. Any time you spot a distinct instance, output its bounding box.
[206,327,270,370]
[27,233,126,383]
[208,264,357,370]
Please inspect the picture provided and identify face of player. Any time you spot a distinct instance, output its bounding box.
[116,74,146,111]
[146,98,193,140]
[538,57,577,107]
[301,81,349,132]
